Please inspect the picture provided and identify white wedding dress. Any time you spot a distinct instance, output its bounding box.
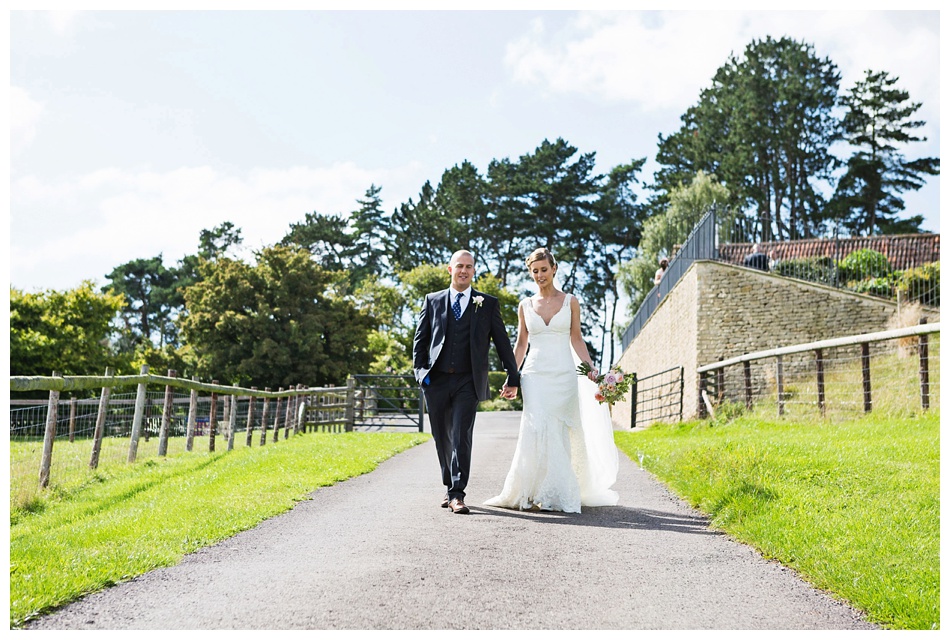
[485,294,620,513]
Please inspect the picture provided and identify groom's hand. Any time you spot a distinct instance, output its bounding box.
[500,384,518,400]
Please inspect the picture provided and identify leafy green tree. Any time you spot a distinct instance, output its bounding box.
[655,36,841,241]
[485,138,603,291]
[106,222,245,353]
[832,70,940,235]
[10,282,128,377]
[583,159,648,363]
[618,171,732,311]
[398,263,451,317]
[179,245,373,387]
[284,185,391,288]
[103,256,178,349]
[385,180,457,272]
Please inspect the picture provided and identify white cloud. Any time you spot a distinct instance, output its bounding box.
[47,11,81,35]
[505,10,940,125]
[10,162,425,291]
[10,86,45,155]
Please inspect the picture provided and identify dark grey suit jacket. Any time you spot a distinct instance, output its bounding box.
[412,288,520,402]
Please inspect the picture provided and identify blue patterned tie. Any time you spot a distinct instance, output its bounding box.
[453,292,463,320]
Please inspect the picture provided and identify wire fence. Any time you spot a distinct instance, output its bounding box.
[9,368,350,510]
[697,322,939,423]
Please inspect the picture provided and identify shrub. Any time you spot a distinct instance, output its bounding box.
[838,248,892,281]
[896,262,940,307]
[773,256,838,285]
[849,276,894,298]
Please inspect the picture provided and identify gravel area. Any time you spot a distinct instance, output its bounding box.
[25,411,876,630]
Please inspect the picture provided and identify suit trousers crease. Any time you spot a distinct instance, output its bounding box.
[423,372,479,500]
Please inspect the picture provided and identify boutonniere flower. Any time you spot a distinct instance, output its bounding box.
[472,295,485,309]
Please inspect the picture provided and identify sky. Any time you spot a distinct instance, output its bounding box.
[7,7,943,294]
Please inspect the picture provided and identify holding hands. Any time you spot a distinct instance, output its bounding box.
[500,384,519,400]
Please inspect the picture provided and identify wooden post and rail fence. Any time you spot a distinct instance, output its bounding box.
[695,319,939,419]
[10,366,374,489]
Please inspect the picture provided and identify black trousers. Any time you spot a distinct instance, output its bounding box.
[422,372,479,500]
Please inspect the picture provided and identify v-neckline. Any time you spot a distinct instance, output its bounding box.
[529,294,569,327]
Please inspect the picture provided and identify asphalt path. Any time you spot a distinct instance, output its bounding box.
[26,411,876,630]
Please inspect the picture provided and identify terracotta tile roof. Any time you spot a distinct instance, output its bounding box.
[719,234,940,270]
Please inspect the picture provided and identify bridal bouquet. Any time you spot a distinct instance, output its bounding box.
[577,362,632,406]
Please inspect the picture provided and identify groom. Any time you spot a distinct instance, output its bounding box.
[413,249,520,514]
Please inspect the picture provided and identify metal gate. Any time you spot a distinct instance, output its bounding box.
[351,374,424,432]
[630,366,684,428]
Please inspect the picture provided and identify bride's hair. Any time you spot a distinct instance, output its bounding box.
[526,248,557,269]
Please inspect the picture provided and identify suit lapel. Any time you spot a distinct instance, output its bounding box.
[469,288,480,343]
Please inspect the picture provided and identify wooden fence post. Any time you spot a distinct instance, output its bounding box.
[38,371,61,488]
[815,349,826,417]
[186,378,198,452]
[273,388,283,443]
[860,343,872,413]
[284,391,293,439]
[678,366,685,422]
[715,358,725,404]
[89,367,114,470]
[221,391,231,441]
[742,361,752,410]
[157,370,177,457]
[295,387,307,433]
[127,364,149,463]
[68,396,77,443]
[227,395,238,451]
[259,389,271,445]
[776,356,785,417]
[696,372,707,419]
[245,388,257,447]
[919,318,930,410]
[294,384,308,435]
[345,376,356,432]
[208,380,219,452]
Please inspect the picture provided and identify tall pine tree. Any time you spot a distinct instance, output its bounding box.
[832,70,940,235]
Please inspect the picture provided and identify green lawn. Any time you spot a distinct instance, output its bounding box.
[9,430,429,627]
[614,411,939,630]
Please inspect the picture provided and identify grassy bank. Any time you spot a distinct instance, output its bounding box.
[614,411,939,630]
[9,431,429,627]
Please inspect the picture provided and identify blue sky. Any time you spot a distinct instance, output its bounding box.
[8,8,942,294]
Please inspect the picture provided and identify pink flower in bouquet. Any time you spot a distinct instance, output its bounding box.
[604,372,618,387]
[594,392,606,403]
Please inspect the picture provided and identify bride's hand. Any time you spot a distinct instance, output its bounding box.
[586,365,599,381]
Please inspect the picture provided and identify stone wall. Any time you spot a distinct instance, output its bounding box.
[611,260,938,429]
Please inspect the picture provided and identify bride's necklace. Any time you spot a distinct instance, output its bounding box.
[536,289,562,303]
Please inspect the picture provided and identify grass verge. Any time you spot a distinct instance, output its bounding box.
[9,431,429,627]
[614,411,938,630]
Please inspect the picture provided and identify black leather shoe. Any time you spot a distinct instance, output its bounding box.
[441,496,449,508]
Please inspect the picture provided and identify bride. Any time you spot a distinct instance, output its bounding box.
[487,248,620,513]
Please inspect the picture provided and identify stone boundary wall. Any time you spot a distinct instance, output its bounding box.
[611,260,938,429]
